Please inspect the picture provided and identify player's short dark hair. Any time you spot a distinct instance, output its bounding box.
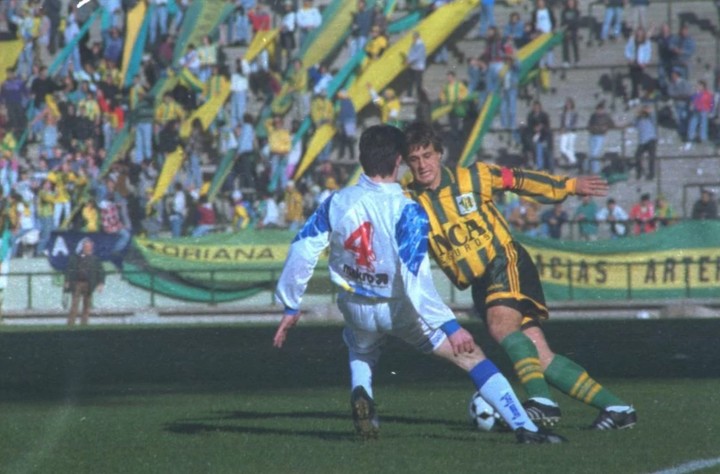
[404,120,443,154]
[359,125,408,178]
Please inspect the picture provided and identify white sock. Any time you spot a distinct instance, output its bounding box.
[350,358,374,399]
[480,373,539,432]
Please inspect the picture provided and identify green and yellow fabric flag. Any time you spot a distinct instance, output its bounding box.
[148,147,185,209]
[458,31,564,167]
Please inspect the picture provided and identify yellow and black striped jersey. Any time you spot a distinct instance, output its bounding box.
[406,163,577,290]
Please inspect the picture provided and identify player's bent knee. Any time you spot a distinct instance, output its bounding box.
[432,340,486,371]
[487,306,523,342]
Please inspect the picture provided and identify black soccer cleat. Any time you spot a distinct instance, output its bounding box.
[515,427,568,444]
[522,399,562,428]
[590,408,637,430]
[351,386,380,440]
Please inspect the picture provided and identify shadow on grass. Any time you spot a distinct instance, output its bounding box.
[164,421,358,441]
[210,409,469,428]
[164,410,492,441]
[164,409,486,443]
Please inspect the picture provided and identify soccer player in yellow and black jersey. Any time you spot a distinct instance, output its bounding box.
[403,121,637,431]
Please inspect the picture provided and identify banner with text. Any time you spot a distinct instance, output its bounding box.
[117,221,720,303]
[516,221,720,300]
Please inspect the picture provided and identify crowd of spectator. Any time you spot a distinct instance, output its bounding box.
[0,0,718,260]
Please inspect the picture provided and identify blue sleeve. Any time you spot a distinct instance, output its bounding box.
[293,193,334,243]
[395,202,429,276]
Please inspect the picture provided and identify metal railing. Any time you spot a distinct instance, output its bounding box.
[2,255,718,314]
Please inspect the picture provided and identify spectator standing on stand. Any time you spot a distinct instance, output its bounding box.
[560,0,580,67]
[296,0,322,47]
[283,180,304,232]
[624,27,653,104]
[349,0,373,58]
[336,90,358,160]
[504,12,525,49]
[631,104,657,180]
[600,0,625,44]
[558,97,578,166]
[477,0,496,39]
[64,238,105,326]
[499,56,520,145]
[230,60,249,129]
[667,68,693,140]
[630,0,649,30]
[279,1,296,72]
[404,31,426,99]
[654,23,673,92]
[169,182,187,237]
[669,24,696,79]
[684,80,713,149]
[586,101,615,174]
[439,71,469,140]
[525,100,552,172]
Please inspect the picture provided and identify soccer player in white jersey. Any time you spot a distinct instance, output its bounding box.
[273,125,565,443]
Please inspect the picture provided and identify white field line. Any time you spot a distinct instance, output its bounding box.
[650,457,720,474]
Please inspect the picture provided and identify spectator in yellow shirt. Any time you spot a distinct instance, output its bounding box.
[78,96,101,124]
[265,115,292,193]
[81,199,101,232]
[284,180,304,232]
[155,92,185,127]
[365,25,388,60]
[367,84,402,127]
[47,161,88,228]
[440,70,469,138]
[310,92,335,127]
[310,91,336,162]
[288,59,310,120]
[232,191,251,231]
[203,65,225,102]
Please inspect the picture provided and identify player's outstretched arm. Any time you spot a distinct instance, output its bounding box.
[447,327,476,356]
[273,313,301,348]
[574,175,609,197]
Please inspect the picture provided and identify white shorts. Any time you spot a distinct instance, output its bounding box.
[338,291,447,356]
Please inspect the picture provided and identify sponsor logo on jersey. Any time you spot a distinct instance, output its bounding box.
[342,265,389,286]
[431,218,490,258]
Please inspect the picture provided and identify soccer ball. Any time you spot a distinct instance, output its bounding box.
[468,391,499,432]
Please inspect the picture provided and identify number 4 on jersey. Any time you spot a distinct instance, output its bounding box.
[344,222,376,272]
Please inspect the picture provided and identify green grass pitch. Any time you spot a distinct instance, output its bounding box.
[0,319,719,473]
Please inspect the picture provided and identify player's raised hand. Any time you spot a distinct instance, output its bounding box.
[273,313,301,348]
[448,327,476,356]
[575,175,609,197]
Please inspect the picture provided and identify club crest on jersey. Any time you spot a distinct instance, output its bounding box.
[456,193,477,215]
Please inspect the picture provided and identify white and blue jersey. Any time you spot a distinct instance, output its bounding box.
[275,173,458,334]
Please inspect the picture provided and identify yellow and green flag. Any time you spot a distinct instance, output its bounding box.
[148,147,185,209]
[458,31,564,167]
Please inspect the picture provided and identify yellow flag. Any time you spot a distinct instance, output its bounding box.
[0,41,23,84]
[120,1,147,84]
[245,29,279,63]
[179,77,230,138]
[148,147,185,209]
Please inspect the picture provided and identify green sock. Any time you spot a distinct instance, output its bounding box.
[500,331,554,401]
[544,354,627,409]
